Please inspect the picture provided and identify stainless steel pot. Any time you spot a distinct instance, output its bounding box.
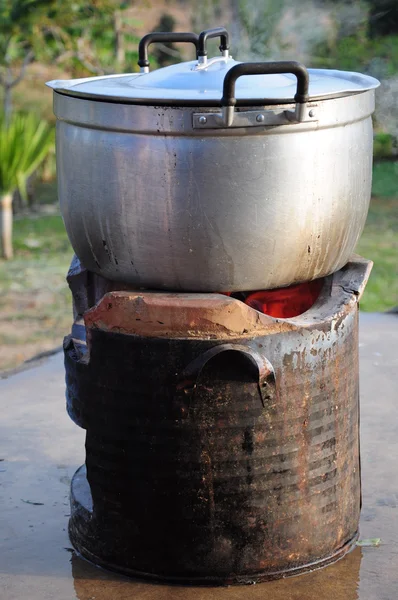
[48,27,380,292]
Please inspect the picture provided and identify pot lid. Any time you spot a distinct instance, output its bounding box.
[46,27,380,106]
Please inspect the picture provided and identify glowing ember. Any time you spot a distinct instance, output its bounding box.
[244,279,324,318]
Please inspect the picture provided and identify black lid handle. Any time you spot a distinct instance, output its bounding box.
[138,32,199,72]
[221,61,309,126]
[197,27,230,60]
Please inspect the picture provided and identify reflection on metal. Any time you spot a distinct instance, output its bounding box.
[192,55,230,71]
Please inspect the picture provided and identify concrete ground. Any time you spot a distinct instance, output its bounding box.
[0,312,397,600]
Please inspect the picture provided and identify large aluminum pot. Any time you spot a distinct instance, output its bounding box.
[48,27,379,292]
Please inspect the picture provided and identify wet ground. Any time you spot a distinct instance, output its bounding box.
[0,312,397,600]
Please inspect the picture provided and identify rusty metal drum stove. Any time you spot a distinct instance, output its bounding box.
[65,256,371,584]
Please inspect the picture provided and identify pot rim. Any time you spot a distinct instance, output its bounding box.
[52,89,376,135]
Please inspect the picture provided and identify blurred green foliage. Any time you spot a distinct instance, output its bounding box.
[151,14,179,68]
[0,111,54,198]
[318,0,398,37]
[0,0,134,117]
[313,33,398,75]
[369,0,398,37]
[373,133,394,159]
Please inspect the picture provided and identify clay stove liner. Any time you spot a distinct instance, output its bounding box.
[65,256,372,585]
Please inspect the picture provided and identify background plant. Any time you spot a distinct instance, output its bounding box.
[0,111,54,258]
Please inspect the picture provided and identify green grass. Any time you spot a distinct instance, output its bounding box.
[12,213,70,256]
[371,162,398,197]
[356,196,398,312]
[355,162,398,312]
[0,213,72,298]
[0,212,73,372]
[1,208,69,262]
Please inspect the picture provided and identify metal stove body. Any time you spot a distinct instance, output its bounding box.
[65,255,371,585]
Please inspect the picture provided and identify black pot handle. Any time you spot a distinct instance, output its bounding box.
[221,61,309,126]
[177,344,276,407]
[197,27,230,59]
[138,32,199,72]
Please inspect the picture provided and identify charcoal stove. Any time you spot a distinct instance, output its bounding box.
[64,254,372,585]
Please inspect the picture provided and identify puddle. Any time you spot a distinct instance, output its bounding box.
[70,547,363,600]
